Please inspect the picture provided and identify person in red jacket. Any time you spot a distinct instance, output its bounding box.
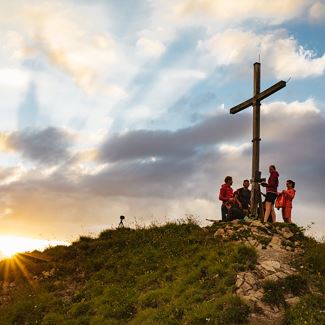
[282,180,296,223]
[262,165,279,223]
[219,176,234,221]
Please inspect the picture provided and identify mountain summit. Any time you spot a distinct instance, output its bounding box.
[0,219,324,324]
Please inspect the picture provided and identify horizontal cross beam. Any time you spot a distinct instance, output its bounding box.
[230,80,286,114]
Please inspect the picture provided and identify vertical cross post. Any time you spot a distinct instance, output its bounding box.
[251,63,261,216]
[229,62,286,219]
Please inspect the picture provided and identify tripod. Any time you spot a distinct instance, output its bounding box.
[118,215,125,228]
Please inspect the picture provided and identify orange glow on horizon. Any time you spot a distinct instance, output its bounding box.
[0,235,69,259]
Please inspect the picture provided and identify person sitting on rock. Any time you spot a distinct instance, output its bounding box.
[281,180,296,223]
[234,179,251,217]
[218,176,234,221]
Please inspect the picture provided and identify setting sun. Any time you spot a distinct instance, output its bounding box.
[0,236,69,259]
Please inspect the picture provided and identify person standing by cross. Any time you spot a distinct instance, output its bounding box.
[218,176,234,221]
[281,179,296,224]
[229,62,286,218]
[261,165,279,223]
[234,179,251,216]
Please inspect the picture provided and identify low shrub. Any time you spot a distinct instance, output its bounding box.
[235,245,257,270]
[283,274,309,296]
[284,294,325,325]
[262,280,286,306]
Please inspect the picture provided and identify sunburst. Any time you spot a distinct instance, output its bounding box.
[0,236,69,288]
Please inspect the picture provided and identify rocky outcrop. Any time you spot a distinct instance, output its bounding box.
[214,220,304,324]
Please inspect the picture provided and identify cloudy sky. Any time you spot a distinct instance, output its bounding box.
[0,0,324,242]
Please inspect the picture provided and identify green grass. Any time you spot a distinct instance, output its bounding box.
[1,220,322,325]
[259,236,325,324]
[283,239,325,324]
[262,274,309,307]
[284,294,325,325]
[0,221,254,324]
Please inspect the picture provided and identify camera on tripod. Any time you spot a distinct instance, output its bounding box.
[118,215,125,228]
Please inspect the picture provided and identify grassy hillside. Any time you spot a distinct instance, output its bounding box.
[0,219,324,325]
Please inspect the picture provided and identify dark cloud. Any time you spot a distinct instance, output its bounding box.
[92,112,253,201]
[1,106,325,239]
[82,157,197,198]
[261,114,325,204]
[5,127,72,165]
[98,113,251,162]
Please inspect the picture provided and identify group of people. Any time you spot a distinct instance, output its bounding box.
[218,165,296,223]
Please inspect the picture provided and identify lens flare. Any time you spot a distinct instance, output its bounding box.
[0,236,69,288]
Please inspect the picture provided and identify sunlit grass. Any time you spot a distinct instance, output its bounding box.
[0,221,323,324]
[0,222,256,324]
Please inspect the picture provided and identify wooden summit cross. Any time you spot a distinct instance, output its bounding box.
[229,62,286,218]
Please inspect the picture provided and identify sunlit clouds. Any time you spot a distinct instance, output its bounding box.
[309,1,325,22]
[5,1,124,95]
[0,0,324,241]
[262,99,320,116]
[169,0,312,25]
[136,37,166,58]
[199,29,325,79]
